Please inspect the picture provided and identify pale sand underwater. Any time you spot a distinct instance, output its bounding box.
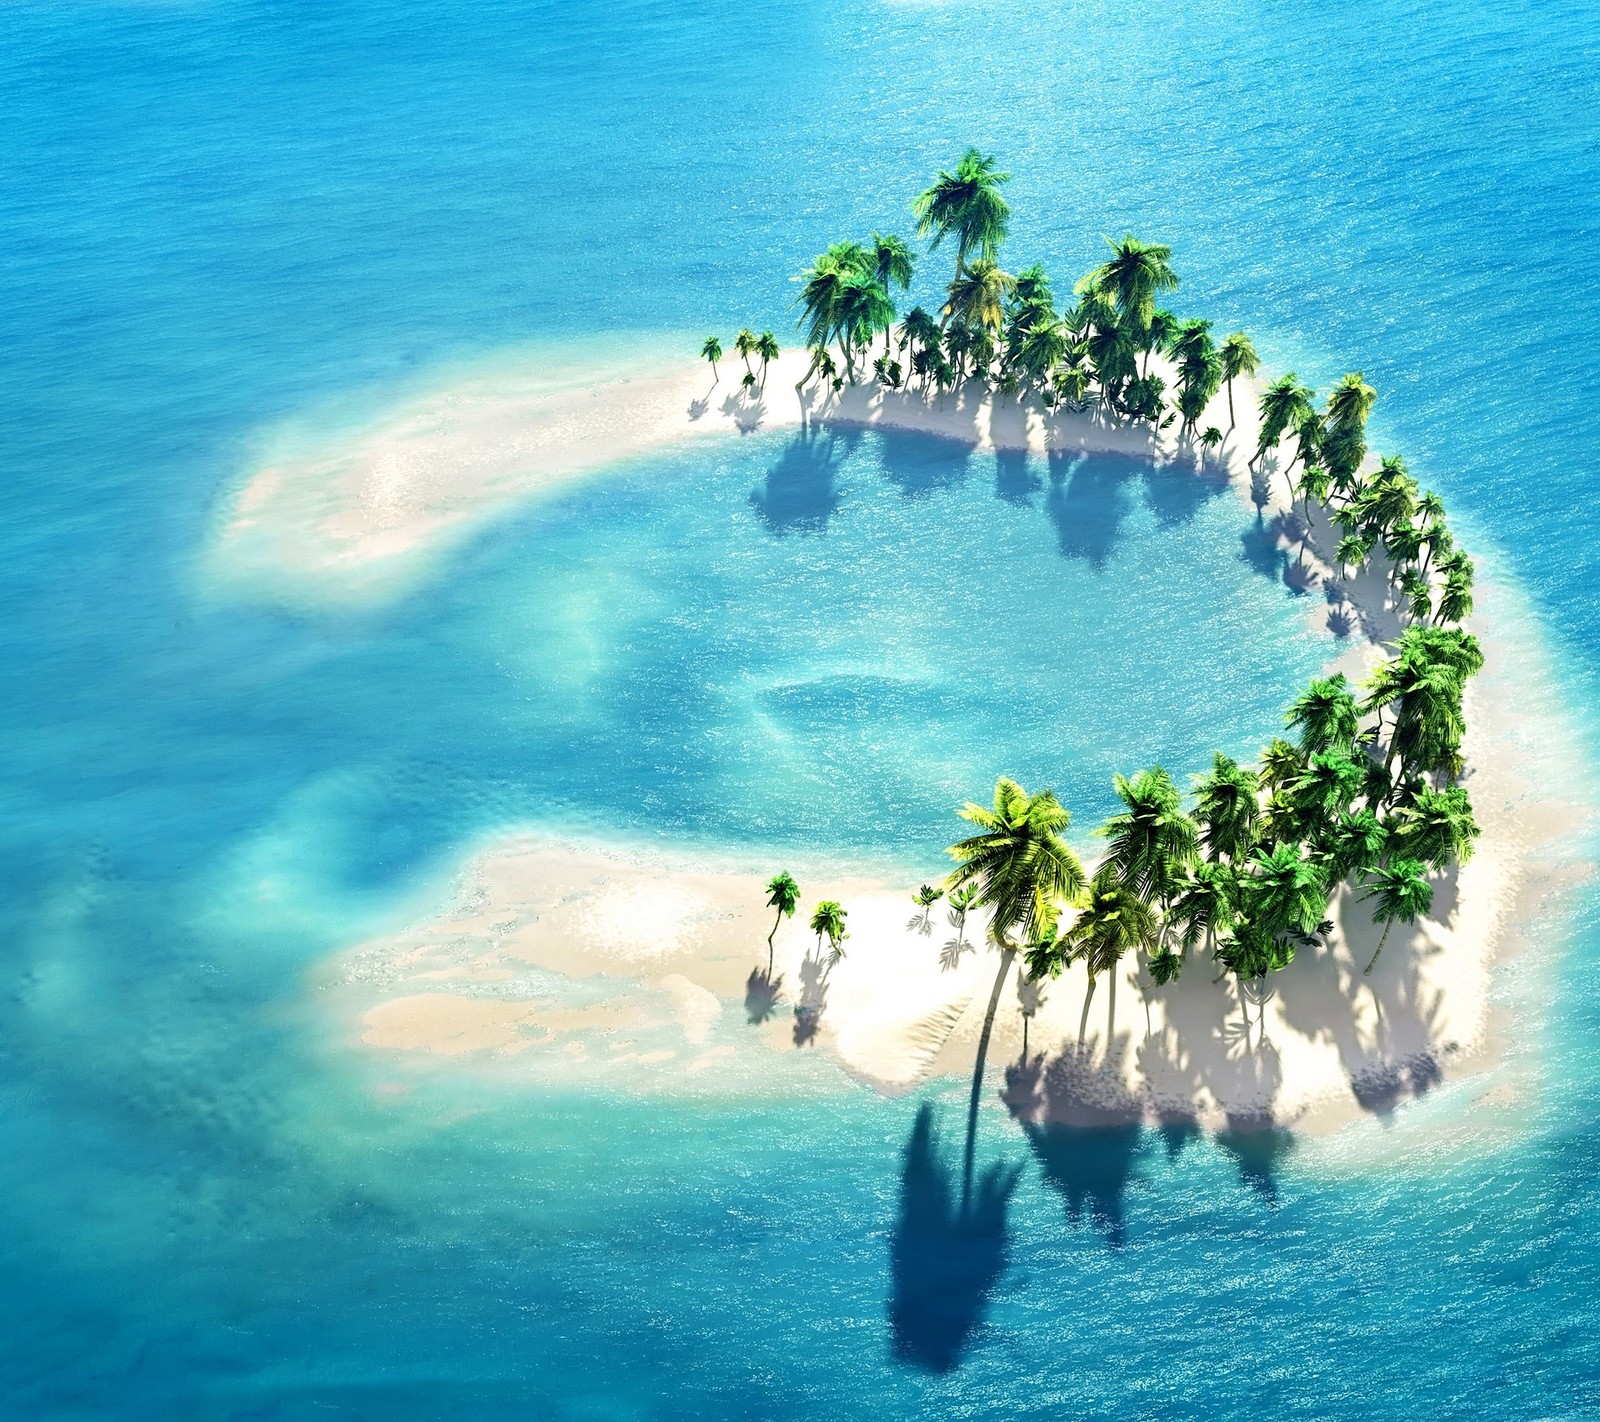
[253,341,1599,1137]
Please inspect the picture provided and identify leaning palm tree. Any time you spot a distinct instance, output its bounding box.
[912,147,1011,276]
[734,329,757,377]
[1219,332,1259,426]
[809,900,848,961]
[1254,372,1314,471]
[947,777,1085,1208]
[701,335,723,382]
[1359,859,1432,975]
[763,871,800,974]
[1028,866,1158,1052]
[756,331,780,386]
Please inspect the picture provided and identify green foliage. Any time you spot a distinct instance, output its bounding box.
[947,778,1086,949]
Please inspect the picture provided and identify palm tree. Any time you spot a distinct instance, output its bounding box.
[1390,785,1479,870]
[1100,767,1199,906]
[1220,332,1259,427]
[1322,372,1377,490]
[1258,737,1305,798]
[756,331,780,386]
[947,778,1085,1208]
[1191,753,1260,863]
[1240,843,1329,939]
[913,883,945,931]
[764,871,800,974]
[734,329,757,377]
[948,883,979,949]
[1286,673,1359,754]
[809,900,848,961]
[944,258,1014,339]
[1359,859,1432,975]
[1325,808,1389,885]
[899,305,940,364]
[1028,866,1158,1051]
[1254,372,1314,471]
[912,148,1011,275]
[701,335,723,382]
[1083,234,1179,347]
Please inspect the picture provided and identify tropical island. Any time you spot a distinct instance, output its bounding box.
[313,149,1570,1165]
[698,149,1483,1145]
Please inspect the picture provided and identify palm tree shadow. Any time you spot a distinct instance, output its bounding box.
[876,429,974,500]
[1044,451,1142,569]
[1240,514,1290,585]
[887,1103,1019,1373]
[793,950,830,1046]
[749,427,848,534]
[994,448,1043,506]
[1003,1043,1145,1249]
[745,967,783,1024]
[1212,1042,1294,1201]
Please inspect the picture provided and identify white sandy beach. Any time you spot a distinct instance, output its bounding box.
[211,341,1226,607]
[266,339,1598,1135]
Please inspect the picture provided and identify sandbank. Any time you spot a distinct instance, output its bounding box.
[306,346,1593,1136]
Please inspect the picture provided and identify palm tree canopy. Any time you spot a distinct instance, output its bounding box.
[1286,673,1360,754]
[947,777,1086,949]
[1167,860,1239,949]
[1256,372,1315,456]
[871,231,916,291]
[1083,234,1178,339]
[1026,866,1158,981]
[1390,786,1479,869]
[1240,843,1328,938]
[1220,332,1259,382]
[912,147,1011,269]
[756,331,780,363]
[809,899,848,948]
[701,335,722,362]
[1325,809,1389,881]
[943,258,1015,334]
[1258,737,1305,796]
[765,871,800,917]
[1190,752,1261,862]
[1360,858,1432,928]
[1099,767,1198,901]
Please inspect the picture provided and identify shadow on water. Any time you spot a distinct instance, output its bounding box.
[1213,1119,1296,1202]
[1020,1115,1144,1249]
[888,1104,1019,1373]
[994,447,1042,506]
[875,428,975,500]
[748,427,852,533]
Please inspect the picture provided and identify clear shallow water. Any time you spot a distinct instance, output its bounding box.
[3,0,1600,1416]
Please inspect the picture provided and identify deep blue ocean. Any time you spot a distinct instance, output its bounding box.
[4,0,1600,1416]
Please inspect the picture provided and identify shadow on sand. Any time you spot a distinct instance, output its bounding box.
[744,967,782,1024]
[888,1103,1019,1373]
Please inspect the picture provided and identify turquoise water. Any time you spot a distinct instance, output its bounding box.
[4,0,1600,1415]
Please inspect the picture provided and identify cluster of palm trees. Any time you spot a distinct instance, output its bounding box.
[762,870,848,977]
[778,147,1261,432]
[701,329,782,393]
[748,149,1484,1124]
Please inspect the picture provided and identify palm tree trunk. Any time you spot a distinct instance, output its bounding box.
[1239,981,1252,1051]
[1363,919,1393,976]
[1106,967,1118,1055]
[962,946,1016,1214]
[1078,972,1097,1050]
[1227,378,1236,428]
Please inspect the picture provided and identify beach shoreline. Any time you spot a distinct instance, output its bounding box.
[291,341,1596,1139]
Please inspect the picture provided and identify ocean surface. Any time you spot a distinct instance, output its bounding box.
[3,0,1600,1416]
